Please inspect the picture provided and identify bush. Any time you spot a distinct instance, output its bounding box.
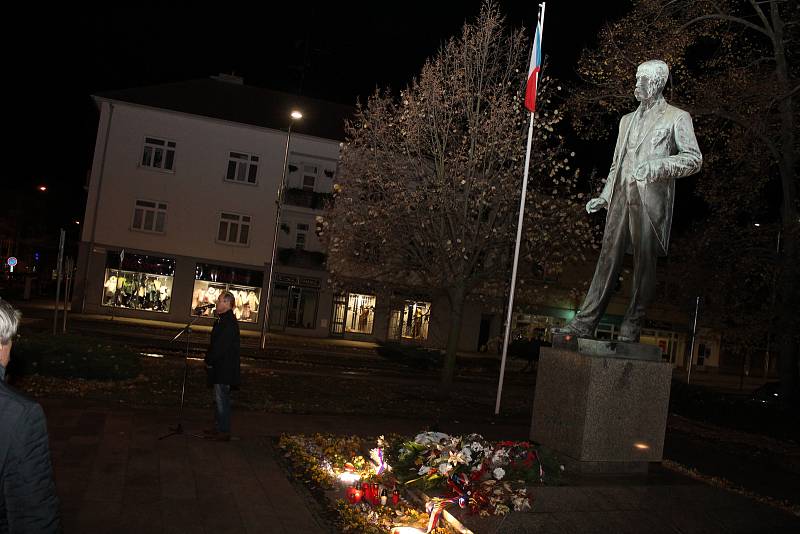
[9,334,141,380]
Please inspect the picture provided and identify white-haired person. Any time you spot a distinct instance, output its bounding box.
[0,298,61,533]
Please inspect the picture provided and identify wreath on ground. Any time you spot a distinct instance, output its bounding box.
[278,431,562,533]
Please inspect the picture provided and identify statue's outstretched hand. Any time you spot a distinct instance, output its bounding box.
[585,197,608,214]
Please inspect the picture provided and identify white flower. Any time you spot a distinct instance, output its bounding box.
[471,441,484,452]
[419,465,433,475]
[438,462,453,475]
[448,450,467,466]
[459,446,473,464]
[414,432,450,446]
[493,467,506,480]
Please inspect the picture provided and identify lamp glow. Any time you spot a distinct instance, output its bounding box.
[390,528,426,534]
[38,185,47,192]
[634,442,650,450]
[290,110,303,120]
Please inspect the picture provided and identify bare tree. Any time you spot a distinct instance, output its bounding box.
[321,2,595,386]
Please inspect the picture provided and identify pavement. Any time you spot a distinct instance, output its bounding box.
[42,398,800,534]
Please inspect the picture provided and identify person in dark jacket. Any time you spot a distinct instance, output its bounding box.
[203,291,240,441]
[0,298,61,533]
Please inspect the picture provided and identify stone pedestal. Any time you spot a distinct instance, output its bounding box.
[530,346,672,474]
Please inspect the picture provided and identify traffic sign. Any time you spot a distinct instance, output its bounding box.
[7,256,17,273]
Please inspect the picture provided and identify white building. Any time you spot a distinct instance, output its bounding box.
[73,75,350,335]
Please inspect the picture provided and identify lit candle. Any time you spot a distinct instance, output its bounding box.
[392,489,400,506]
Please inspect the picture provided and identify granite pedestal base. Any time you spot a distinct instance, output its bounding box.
[530,346,672,474]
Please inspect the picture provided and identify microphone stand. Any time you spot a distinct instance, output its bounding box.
[159,310,208,440]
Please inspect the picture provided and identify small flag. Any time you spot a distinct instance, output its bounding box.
[524,12,543,113]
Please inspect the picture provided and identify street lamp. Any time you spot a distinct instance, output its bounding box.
[38,185,47,192]
[260,109,303,350]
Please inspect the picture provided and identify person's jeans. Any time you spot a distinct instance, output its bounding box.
[213,384,231,433]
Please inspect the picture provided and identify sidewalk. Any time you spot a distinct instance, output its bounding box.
[42,398,799,534]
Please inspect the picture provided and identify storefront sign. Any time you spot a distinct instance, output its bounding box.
[275,274,321,288]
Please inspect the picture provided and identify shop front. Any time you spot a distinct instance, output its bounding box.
[330,292,377,336]
[191,263,263,323]
[388,300,432,342]
[102,251,175,313]
[268,273,322,331]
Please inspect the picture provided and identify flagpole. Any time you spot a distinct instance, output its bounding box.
[495,2,545,416]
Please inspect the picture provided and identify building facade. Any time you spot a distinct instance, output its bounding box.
[73,76,348,336]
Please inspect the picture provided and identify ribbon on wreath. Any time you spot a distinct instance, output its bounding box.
[425,495,465,533]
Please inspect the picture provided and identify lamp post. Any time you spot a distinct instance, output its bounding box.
[260,110,303,350]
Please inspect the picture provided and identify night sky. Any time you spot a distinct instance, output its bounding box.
[8,1,632,242]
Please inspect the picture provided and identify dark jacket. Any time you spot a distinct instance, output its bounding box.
[0,370,61,533]
[204,310,241,387]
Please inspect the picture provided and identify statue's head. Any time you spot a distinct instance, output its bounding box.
[634,60,669,102]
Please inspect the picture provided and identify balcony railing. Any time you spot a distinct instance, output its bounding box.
[277,248,327,270]
[282,188,333,210]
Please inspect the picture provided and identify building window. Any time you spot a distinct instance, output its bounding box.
[217,212,251,245]
[332,292,376,335]
[132,200,167,233]
[102,252,175,313]
[192,264,263,323]
[141,137,176,171]
[302,165,317,191]
[295,223,308,250]
[226,151,259,184]
[389,300,431,341]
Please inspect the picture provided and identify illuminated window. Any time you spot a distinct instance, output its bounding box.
[343,293,376,334]
[102,252,175,313]
[389,301,431,341]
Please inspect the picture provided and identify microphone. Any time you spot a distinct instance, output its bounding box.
[194,303,215,313]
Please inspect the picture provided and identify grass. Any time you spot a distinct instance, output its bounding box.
[9,333,142,380]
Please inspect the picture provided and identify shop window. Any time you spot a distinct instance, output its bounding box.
[217,212,251,245]
[226,151,259,184]
[141,136,176,171]
[389,300,431,341]
[132,199,167,233]
[268,277,320,330]
[102,252,175,312]
[335,292,376,335]
[191,263,264,323]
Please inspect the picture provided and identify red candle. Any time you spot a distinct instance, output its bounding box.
[372,483,380,505]
[392,489,400,505]
[352,489,362,504]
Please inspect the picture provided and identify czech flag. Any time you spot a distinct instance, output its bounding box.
[524,15,543,113]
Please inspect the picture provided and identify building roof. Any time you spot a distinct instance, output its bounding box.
[94,77,354,141]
